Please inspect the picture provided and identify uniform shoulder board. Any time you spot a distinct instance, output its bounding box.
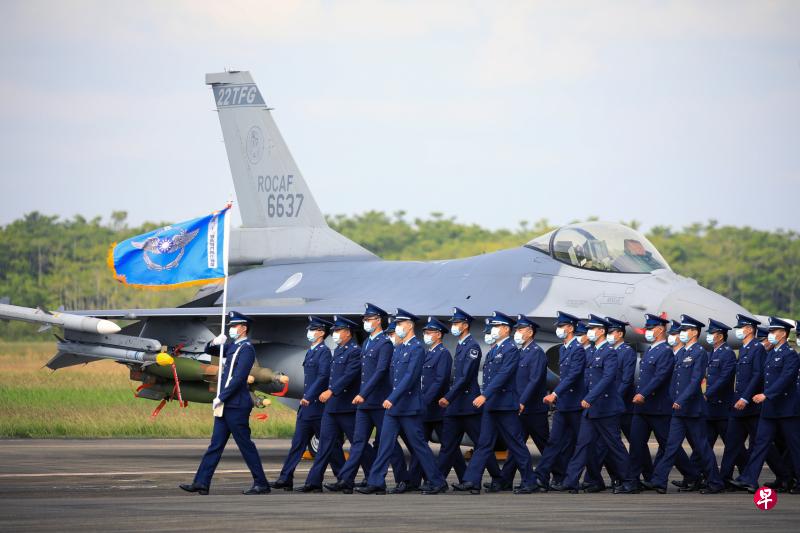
[469,348,479,359]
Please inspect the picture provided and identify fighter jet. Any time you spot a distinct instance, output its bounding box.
[0,70,750,410]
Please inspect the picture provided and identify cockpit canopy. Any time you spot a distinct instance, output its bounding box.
[526,221,671,273]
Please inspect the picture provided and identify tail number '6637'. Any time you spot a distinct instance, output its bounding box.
[267,193,304,218]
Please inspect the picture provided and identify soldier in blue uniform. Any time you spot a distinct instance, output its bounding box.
[718,314,785,488]
[585,316,637,491]
[628,315,698,491]
[438,309,498,485]
[297,316,365,492]
[357,309,448,495]
[552,315,639,494]
[534,312,587,490]
[498,315,550,490]
[181,311,270,495]
[452,312,538,494]
[407,317,452,490]
[690,318,737,486]
[271,316,343,490]
[732,317,800,494]
[645,315,725,494]
[325,304,409,494]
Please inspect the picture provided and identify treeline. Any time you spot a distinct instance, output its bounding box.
[0,211,797,339]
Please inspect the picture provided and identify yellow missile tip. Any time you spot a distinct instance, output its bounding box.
[247,375,255,384]
[156,353,174,366]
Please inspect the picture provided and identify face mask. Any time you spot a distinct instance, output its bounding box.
[767,332,778,345]
[578,335,588,345]
[306,330,317,343]
[706,333,716,345]
[332,332,342,345]
[587,329,598,342]
[644,329,655,342]
[490,327,501,340]
[556,327,567,339]
[229,326,240,340]
[388,334,398,346]
[513,331,524,345]
[363,321,375,333]
[667,334,678,346]
[734,328,745,340]
[423,334,433,346]
[607,333,617,345]
[451,325,462,337]
[484,333,495,345]
[395,324,408,339]
[679,331,690,344]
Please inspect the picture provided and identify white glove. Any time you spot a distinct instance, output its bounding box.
[211,334,227,346]
[212,397,222,410]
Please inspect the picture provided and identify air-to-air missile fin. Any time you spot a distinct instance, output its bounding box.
[45,351,101,370]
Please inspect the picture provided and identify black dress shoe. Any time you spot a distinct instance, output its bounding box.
[670,479,688,489]
[324,481,343,492]
[549,482,570,492]
[294,484,323,493]
[640,480,656,490]
[179,483,209,495]
[388,481,411,494]
[486,480,512,493]
[451,481,480,494]
[677,479,701,492]
[700,485,725,494]
[584,484,607,493]
[513,484,541,494]
[613,484,640,494]
[356,479,369,488]
[729,478,758,494]
[788,486,800,495]
[765,479,792,493]
[421,483,448,495]
[270,478,293,491]
[243,484,271,495]
[355,484,386,495]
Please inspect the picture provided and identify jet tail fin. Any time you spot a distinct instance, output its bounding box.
[205,71,375,265]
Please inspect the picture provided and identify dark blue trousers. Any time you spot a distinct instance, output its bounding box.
[651,416,724,490]
[194,407,267,487]
[306,411,368,486]
[338,407,408,486]
[628,413,698,482]
[500,412,549,486]
[463,409,535,488]
[367,413,445,489]
[408,420,442,487]
[738,416,800,487]
[718,415,760,480]
[278,412,344,481]
[688,418,731,475]
[535,410,581,487]
[437,414,497,482]
[563,414,634,489]
[586,412,633,485]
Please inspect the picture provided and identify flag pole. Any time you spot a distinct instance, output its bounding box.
[215,201,233,407]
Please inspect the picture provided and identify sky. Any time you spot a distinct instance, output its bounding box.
[0,1,798,234]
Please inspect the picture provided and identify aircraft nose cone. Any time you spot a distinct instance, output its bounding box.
[660,284,749,326]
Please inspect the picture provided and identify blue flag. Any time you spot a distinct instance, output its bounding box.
[109,206,230,289]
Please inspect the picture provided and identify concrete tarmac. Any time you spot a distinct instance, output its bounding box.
[0,439,797,532]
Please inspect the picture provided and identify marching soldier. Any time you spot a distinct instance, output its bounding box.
[298,316,365,492]
[438,309,494,485]
[551,315,638,494]
[628,315,698,490]
[325,304,408,494]
[644,315,725,494]
[180,311,270,495]
[407,317,452,490]
[357,309,448,495]
[731,318,800,494]
[452,312,538,494]
[534,312,587,490]
[272,316,343,490]
[498,315,549,490]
